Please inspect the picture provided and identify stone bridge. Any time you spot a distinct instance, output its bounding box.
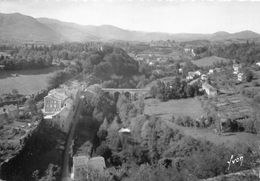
[102,88,150,101]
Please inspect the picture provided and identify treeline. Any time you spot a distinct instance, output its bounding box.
[194,42,260,64]
[0,43,102,70]
[44,44,142,89]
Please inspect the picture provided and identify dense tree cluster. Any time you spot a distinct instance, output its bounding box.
[195,42,260,65]
[0,46,53,70]
[150,78,201,101]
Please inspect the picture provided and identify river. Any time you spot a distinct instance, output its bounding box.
[0,67,61,95]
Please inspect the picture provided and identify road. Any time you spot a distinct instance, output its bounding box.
[61,90,83,181]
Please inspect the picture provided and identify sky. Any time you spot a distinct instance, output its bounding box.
[0,0,260,34]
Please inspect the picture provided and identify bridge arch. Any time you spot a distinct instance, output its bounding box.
[102,88,150,101]
[114,91,120,102]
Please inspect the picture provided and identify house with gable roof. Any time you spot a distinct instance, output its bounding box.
[202,82,217,98]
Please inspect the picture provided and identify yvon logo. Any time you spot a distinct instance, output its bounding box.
[227,154,243,171]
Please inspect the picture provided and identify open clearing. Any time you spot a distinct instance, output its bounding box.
[144,97,260,147]
[192,56,231,67]
[164,120,260,148]
[0,67,59,95]
[144,97,204,120]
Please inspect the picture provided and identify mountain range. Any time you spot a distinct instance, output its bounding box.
[1,12,260,43]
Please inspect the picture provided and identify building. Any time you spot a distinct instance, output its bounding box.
[43,89,69,114]
[237,73,244,82]
[256,62,260,66]
[186,71,201,80]
[71,155,106,181]
[208,69,214,74]
[184,48,196,56]
[49,97,73,132]
[186,72,196,80]
[202,82,217,98]
[201,74,207,81]
[71,155,90,181]
[233,64,241,74]
[42,87,77,133]
[118,127,131,133]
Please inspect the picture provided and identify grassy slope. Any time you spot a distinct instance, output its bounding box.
[144,97,204,120]
[144,98,260,148]
[192,56,231,67]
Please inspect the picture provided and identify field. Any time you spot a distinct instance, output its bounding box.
[144,97,260,147]
[144,97,204,120]
[192,56,231,67]
[0,67,59,95]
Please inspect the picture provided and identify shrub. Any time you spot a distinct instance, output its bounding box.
[238,119,257,134]
[252,81,260,87]
[244,69,254,82]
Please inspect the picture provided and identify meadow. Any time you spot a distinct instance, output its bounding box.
[192,55,231,67]
[144,97,204,120]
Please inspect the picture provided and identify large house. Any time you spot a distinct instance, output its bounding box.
[43,89,69,114]
[48,97,73,132]
[202,82,217,98]
[43,88,74,133]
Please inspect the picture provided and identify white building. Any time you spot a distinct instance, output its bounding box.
[71,155,106,181]
[43,84,79,133]
[43,89,69,114]
[202,82,217,98]
[186,71,201,80]
[208,69,214,74]
[238,73,244,82]
[201,74,207,80]
[118,128,131,133]
[233,64,241,74]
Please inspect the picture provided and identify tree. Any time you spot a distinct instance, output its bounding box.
[39,164,60,181]
[25,98,37,114]
[12,89,19,96]
[127,164,186,181]
[32,170,39,181]
[94,62,113,80]
[48,71,70,89]
[95,142,112,160]
[186,85,195,97]
[244,69,254,82]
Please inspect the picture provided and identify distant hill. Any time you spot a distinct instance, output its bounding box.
[0,13,63,43]
[37,18,100,42]
[210,30,260,41]
[1,12,260,43]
